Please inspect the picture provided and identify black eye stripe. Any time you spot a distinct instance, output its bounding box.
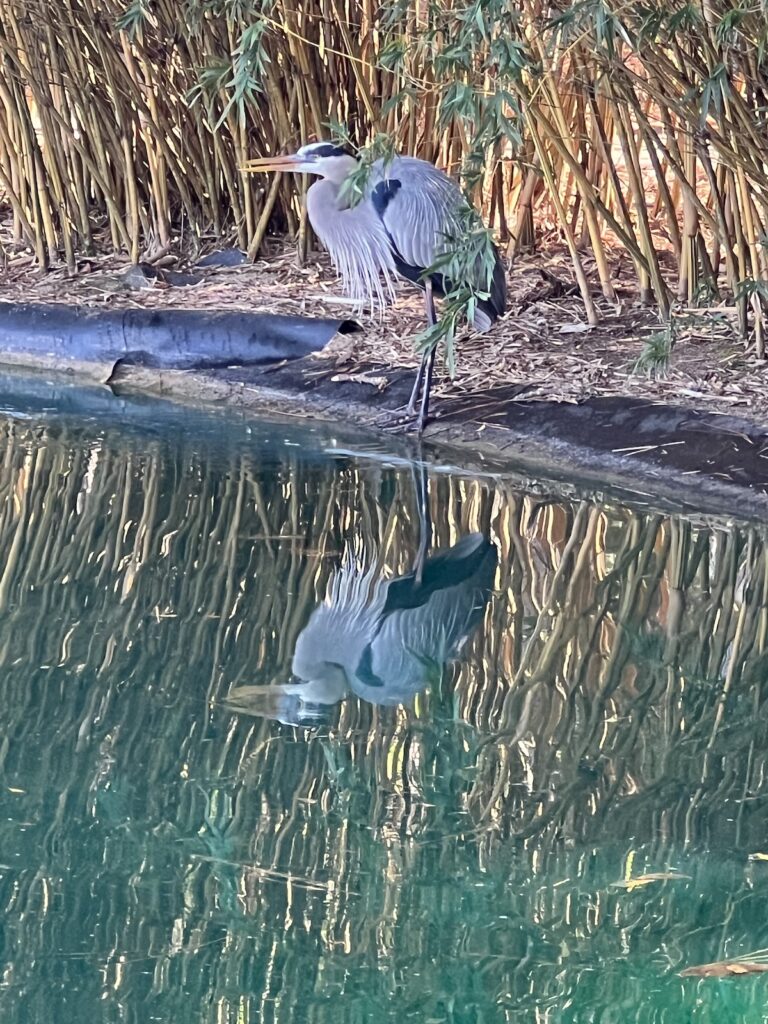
[307,144,353,158]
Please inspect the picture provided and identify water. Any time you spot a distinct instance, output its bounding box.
[1,375,767,1023]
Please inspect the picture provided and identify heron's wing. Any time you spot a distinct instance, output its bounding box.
[291,557,387,685]
[368,158,507,328]
[369,156,464,271]
[382,533,496,614]
[306,178,397,310]
[473,247,508,331]
[349,534,498,704]
[353,580,491,703]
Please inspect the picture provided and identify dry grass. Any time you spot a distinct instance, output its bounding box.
[0,0,767,356]
[2,238,765,423]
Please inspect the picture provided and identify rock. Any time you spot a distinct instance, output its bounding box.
[195,248,248,269]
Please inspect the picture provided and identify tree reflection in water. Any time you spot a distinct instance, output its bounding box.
[0,402,766,1022]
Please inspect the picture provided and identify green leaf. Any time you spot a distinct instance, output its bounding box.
[379,38,407,71]
[337,133,397,209]
[116,0,151,39]
[699,64,730,127]
[439,82,477,128]
[631,322,676,377]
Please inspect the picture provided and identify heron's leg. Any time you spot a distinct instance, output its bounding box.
[413,281,439,432]
[415,344,437,435]
[424,279,437,326]
[404,282,437,415]
[404,352,428,416]
[411,455,432,585]
[379,282,438,432]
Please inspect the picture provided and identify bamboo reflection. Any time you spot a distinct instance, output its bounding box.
[0,413,767,1020]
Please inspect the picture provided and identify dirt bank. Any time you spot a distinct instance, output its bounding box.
[102,355,768,525]
[2,243,767,424]
[2,245,768,522]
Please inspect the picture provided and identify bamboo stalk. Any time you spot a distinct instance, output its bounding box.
[0,0,764,361]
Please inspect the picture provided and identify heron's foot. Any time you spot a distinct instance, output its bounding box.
[376,401,417,428]
[378,407,428,434]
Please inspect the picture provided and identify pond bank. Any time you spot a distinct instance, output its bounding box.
[0,339,764,523]
[107,354,768,524]
[0,276,767,522]
[3,244,767,421]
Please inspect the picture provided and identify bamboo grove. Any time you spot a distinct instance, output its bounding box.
[1,406,768,1019]
[0,0,767,348]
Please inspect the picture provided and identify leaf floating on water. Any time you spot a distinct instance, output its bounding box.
[680,960,768,978]
[611,871,691,891]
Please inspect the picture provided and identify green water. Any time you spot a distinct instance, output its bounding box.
[1,376,768,1023]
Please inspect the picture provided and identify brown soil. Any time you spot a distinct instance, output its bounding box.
[1,239,766,425]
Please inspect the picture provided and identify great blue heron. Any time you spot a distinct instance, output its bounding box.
[245,142,507,431]
[224,531,498,726]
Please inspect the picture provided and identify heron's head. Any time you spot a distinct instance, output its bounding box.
[243,141,358,183]
[222,683,336,727]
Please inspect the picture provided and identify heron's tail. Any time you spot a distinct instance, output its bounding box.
[471,245,507,332]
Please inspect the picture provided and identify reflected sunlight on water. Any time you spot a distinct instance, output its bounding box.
[0,381,767,1022]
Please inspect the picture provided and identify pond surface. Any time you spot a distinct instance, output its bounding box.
[1,375,768,1023]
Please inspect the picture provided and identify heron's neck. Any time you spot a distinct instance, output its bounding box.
[318,154,359,184]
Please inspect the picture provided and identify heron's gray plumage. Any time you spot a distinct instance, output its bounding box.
[289,556,386,699]
[353,574,486,703]
[372,156,461,272]
[225,533,497,725]
[297,533,497,700]
[245,139,507,430]
[303,148,505,331]
[306,177,398,312]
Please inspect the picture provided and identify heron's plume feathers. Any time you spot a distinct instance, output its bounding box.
[325,552,386,621]
[307,179,398,316]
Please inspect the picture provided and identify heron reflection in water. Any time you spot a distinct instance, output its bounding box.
[225,473,497,726]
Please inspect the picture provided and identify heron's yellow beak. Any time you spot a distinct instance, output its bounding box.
[241,154,303,174]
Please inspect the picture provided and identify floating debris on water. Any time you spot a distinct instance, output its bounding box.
[611,872,691,891]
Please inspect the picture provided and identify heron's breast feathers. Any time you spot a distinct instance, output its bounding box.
[306,178,397,312]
